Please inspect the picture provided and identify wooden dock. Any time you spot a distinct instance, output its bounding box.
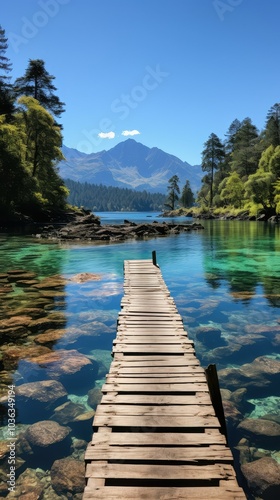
[83,258,246,499]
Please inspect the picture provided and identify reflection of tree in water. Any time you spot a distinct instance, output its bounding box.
[262,276,280,307]
[201,220,280,305]
[204,272,221,289]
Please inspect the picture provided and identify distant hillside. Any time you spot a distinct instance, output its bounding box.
[59,139,203,193]
[64,179,166,212]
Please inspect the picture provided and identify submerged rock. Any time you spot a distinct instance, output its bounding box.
[0,324,29,342]
[50,458,85,495]
[33,275,66,289]
[57,322,115,348]
[218,356,280,395]
[241,457,280,499]
[68,272,102,283]
[3,345,49,371]
[195,326,224,348]
[237,418,280,448]
[51,401,86,425]
[87,387,102,409]
[0,315,33,343]
[29,315,66,332]
[6,467,45,500]
[34,328,66,346]
[5,306,46,319]
[206,343,243,364]
[25,420,71,448]
[16,380,68,422]
[0,315,32,329]
[222,400,243,428]
[17,349,98,391]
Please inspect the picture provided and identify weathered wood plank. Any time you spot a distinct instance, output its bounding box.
[83,485,246,499]
[85,445,233,462]
[102,382,208,393]
[100,393,212,405]
[109,366,204,374]
[85,462,236,480]
[92,415,220,428]
[95,404,215,416]
[112,345,195,353]
[105,376,207,384]
[116,331,187,336]
[90,430,227,446]
[110,356,200,365]
[113,340,192,346]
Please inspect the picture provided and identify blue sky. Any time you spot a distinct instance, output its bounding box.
[2,0,280,165]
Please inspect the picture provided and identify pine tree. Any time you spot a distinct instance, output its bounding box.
[230,118,260,178]
[0,25,12,81]
[165,175,180,210]
[224,118,242,154]
[180,180,195,207]
[0,25,14,117]
[201,133,225,207]
[264,103,280,147]
[14,59,65,120]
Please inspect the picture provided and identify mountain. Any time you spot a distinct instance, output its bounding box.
[59,139,203,193]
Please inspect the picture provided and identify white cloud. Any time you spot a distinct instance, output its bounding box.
[98,131,115,139]
[121,130,141,136]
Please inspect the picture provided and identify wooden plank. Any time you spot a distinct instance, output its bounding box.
[85,445,233,462]
[100,393,212,405]
[105,376,207,384]
[91,429,227,446]
[118,319,183,323]
[112,345,195,353]
[114,336,188,342]
[85,462,236,480]
[83,485,246,499]
[111,356,200,365]
[95,404,215,416]
[102,382,208,393]
[108,372,204,378]
[118,312,181,317]
[117,329,187,334]
[109,366,204,374]
[92,415,220,428]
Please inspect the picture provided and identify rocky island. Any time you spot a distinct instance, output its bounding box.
[35,213,204,242]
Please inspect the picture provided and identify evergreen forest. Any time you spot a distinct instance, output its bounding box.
[197,108,280,217]
[65,179,166,212]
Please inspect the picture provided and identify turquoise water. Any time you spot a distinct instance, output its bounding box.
[0,217,280,498]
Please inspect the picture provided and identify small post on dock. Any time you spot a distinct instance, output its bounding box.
[152,250,157,266]
[205,363,228,443]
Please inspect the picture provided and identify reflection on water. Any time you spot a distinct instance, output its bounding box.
[0,219,280,498]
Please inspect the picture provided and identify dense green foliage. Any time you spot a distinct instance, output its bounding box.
[0,26,68,220]
[198,104,280,215]
[64,179,166,211]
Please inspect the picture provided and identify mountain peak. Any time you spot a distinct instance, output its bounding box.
[59,140,202,193]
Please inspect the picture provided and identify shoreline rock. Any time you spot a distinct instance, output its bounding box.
[35,216,204,242]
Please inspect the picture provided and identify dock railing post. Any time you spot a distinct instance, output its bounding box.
[205,363,228,443]
[152,250,157,266]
